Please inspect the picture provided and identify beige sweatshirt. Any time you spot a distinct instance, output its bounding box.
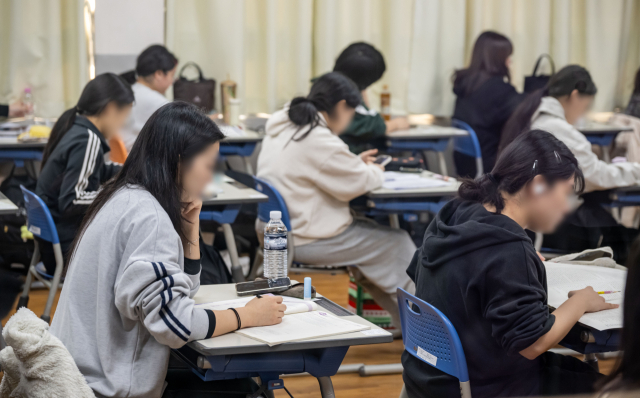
[257,106,384,246]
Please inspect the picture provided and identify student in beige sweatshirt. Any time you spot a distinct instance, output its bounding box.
[257,72,415,330]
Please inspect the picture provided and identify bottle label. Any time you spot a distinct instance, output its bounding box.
[265,234,287,250]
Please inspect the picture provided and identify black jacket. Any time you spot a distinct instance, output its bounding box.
[36,116,120,246]
[0,104,8,118]
[453,76,524,174]
[403,199,555,398]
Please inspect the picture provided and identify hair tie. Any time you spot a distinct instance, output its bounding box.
[486,173,499,185]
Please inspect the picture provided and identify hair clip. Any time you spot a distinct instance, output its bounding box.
[532,160,538,174]
[554,151,561,163]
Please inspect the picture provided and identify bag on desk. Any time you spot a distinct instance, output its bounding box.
[199,237,232,285]
[524,54,555,93]
[173,62,216,113]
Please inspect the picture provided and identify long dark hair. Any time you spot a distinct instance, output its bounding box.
[499,65,597,152]
[287,72,361,141]
[459,130,584,213]
[632,67,640,96]
[66,101,224,269]
[600,238,640,392]
[453,31,513,95]
[42,73,134,168]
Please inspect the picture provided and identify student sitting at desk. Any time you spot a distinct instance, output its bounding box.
[332,42,410,154]
[452,31,524,177]
[403,130,617,398]
[50,102,286,398]
[36,73,134,275]
[0,100,31,118]
[624,66,640,119]
[257,72,415,332]
[120,44,177,151]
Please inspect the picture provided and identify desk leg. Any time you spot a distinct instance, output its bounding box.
[389,214,400,229]
[243,157,255,175]
[317,376,336,398]
[437,152,448,176]
[222,223,245,282]
[602,145,611,163]
[584,353,599,372]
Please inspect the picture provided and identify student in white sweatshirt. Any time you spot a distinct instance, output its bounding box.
[500,65,640,192]
[120,45,177,151]
[257,72,415,331]
[51,102,285,398]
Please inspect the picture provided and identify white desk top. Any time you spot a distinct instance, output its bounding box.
[187,282,392,356]
[202,175,268,206]
[577,121,633,135]
[0,193,19,215]
[221,129,264,143]
[0,136,47,149]
[387,126,468,140]
[368,171,461,199]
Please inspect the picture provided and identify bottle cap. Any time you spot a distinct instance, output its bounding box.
[270,210,282,220]
[24,88,31,93]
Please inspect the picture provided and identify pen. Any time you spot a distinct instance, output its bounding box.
[597,291,620,295]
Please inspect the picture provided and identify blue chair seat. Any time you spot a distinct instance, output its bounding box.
[34,262,53,279]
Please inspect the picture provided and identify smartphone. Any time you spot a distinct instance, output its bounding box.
[235,277,291,296]
[374,155,392,167]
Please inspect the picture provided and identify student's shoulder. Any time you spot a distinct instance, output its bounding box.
[108,186,172,224]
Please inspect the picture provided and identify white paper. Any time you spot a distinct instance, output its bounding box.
[0,200,17,210]
[382,173,450,190]
[235,310,369,346]
[545,262,626,330]
[360,329,389,336]
[195,295,318,315]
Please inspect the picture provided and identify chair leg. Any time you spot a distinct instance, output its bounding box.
[399,384,409,398]
[41,243,64,323]
[248,247,263,281]
[17,241,40,310]
[460,381,472,398]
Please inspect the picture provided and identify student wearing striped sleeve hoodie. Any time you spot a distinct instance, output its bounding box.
[36,73,134,275]
[50,102,285,398]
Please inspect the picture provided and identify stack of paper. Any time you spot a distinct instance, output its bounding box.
[544,262,626,330]
[195,295,318,315]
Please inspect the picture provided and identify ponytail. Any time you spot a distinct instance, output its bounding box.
[287,72,361,142]
[499,65,597,153]
[41,73,134,169]
[459,130,584,214]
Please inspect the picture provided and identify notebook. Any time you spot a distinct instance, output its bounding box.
[382,171,451,190]
[544,262,626,330]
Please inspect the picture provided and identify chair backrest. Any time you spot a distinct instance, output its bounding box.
[109,136,128,163]
[451,119,483,178]
[20,185,60,244]
[397,288,469,383]
[252,177,292,230]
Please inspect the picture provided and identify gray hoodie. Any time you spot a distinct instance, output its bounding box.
[50,186,214,398]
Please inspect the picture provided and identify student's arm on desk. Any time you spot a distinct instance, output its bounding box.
[519,286,619,360]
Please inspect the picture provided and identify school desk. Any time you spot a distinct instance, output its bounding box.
[172,282,392,398]
[578,121,633,163]
[0,192,19,215]
[220,130,263,175]
[386,126,468,176]
[364,171,460,228]
[200,175,268,282]
[0,137,45,171]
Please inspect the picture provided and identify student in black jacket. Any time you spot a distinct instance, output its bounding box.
[453,31,524,177]
[403,130,618,398]
[36,73,134,274]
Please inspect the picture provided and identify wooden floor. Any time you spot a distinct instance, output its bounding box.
[1,272,618,398]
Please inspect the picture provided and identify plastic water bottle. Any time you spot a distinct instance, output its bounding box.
[263,210,288,280]
[23,88,34,120]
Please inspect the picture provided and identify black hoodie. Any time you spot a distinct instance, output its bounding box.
[402,199,555,398]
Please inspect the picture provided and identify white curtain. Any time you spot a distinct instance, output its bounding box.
[0,0,87,118]
[167,0,640,115]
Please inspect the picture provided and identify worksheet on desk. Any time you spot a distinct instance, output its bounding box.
[544,262,626,331]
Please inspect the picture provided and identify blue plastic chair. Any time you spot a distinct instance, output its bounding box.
[397,288,471,398]
[248,175,350,280]
[16,186,64,323]
[451,119,483,179]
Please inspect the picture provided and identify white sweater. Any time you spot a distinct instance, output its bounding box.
[531,97,640,192]
[257,107,384,246]
[121,83,169,151]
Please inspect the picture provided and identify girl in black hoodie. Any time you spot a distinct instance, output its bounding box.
[403,130,618,398]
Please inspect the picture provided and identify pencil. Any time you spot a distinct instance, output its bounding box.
[597,291,620,295]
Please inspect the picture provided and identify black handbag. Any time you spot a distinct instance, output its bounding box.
[173,62,216,112]
[524,54,555,93]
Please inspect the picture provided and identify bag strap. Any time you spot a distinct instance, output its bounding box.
[178,62,205,81]
[532,54,556,76]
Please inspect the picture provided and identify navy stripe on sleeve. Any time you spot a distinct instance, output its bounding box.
[152,261,192,337]
[159,309,188,342]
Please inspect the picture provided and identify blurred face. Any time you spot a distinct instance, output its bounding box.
[524,175,576,233]
[99,102,132,139]
[559,90,594,125]
[326,100,356,135]
[153,66,177,94]
[180,142,220,201]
